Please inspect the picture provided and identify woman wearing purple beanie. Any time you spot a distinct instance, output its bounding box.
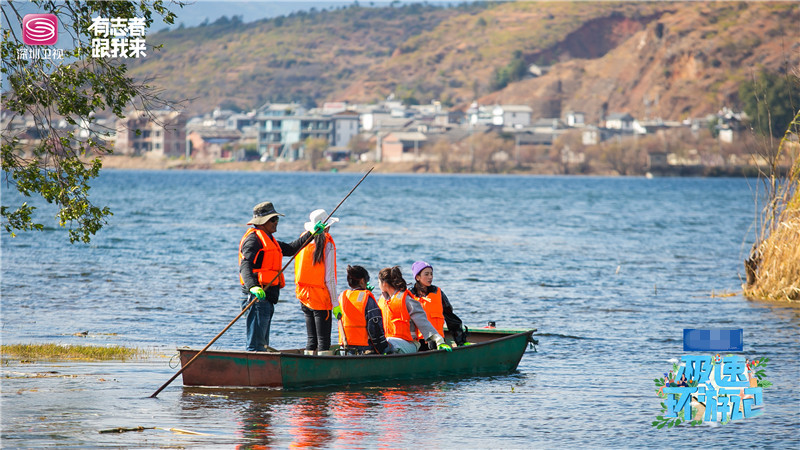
[408,261,469,349]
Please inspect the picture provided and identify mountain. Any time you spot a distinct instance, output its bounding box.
[128,1,799,120]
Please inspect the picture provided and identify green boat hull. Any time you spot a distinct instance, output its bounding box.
[179,328,535,390]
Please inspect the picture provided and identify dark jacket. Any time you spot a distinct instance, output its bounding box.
[361,291,390,354]
[239,230,310,303]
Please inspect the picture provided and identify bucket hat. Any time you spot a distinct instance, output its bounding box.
[304,209,339,233]
[411,261,432,280]
[247,201,284,225]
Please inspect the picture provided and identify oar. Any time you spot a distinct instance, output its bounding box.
[150,167,374,398]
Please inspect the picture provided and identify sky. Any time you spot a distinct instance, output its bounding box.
[3,1,484,35]
[1,0,484,92]
[150,0,481,30]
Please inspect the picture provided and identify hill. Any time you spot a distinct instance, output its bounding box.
[129,1,799,120]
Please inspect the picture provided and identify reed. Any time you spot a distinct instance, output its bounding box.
[743,110,800,302]
[1,343,144,361]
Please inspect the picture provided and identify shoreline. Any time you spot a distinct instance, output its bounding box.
[97,155,769,177]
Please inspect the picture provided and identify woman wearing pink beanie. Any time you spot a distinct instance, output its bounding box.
[408,261,469,349]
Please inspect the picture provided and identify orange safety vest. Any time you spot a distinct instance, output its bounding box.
[238,228,285,288]
[415,287,445,339]
[339,289,372,347]
[294,234,336,310]
[378,290,413,342]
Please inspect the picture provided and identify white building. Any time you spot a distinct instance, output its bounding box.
[331,110,359,148]
[565,111,586,127]
[492,105,532,128]
[604,113,635,132]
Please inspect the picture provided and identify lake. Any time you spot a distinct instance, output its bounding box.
[2,170,798,447]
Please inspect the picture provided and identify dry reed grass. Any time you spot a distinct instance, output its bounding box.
[743,111,800,302]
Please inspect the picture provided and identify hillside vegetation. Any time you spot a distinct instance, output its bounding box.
[130,1,799,119]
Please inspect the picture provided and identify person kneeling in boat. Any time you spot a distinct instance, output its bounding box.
[295,209,339,356]
[408,261,469,350]
[336,265,390,355]
[377,266,452,354]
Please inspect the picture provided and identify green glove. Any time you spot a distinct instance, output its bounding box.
[332,305,342,320]
[312,221,325,235]
[437,343,452,352]
[249,286,266,300]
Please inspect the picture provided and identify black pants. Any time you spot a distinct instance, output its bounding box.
[301,304,332,351]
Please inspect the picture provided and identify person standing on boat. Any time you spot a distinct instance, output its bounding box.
[408,261,469,350]
[376,266,452,354]
[294,209,339,356]
[239,202,321,352]
[337,265,390,355]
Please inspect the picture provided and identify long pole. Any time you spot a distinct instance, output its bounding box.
[151,167,374,397]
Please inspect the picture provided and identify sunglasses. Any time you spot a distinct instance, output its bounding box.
[268,216,279,223]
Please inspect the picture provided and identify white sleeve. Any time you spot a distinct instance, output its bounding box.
[406,295,444,346]
[325,241,338,308]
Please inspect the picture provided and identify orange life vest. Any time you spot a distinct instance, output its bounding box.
[339,289,372,347]
[294,234,336,310]
[378,290,413,342]
[415,287,445,339]
[238,228,285,288]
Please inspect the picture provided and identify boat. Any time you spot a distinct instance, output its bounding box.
[178,327,537,390]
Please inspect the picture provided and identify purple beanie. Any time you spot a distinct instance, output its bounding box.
[411,261,432,280]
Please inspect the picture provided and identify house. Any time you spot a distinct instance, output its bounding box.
[186,128,242,161]
[331,110,360,148]
[322,101,348,114]
[604,113,635,132]
[719,126,734,143]
[530,118,566,134]
[492,105,532,128]
[225,113,256,131]
[379,131,427,162]
[115,110,186,157]
[434,110,464,129]
[257,102,306,117]
[467,102,494,127]
[581,125,623,146]
[360,108,393,131]
[514,130,556,146]
[255,112,334,161]
[565,111,586,128]
[647,151,668,169]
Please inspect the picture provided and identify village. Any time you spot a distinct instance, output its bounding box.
[3,97,768,176]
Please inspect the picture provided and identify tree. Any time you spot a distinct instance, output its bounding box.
[739,69,800,138]
[303,136,328,170]
[1,0,181,243]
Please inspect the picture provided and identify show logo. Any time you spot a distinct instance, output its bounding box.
[653,328,770,428]
[22,14,58,46]
[88,16,148,58]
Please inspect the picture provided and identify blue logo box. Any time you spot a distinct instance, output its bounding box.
[683,328,743,352]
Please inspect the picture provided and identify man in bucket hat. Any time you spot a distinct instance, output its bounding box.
[238,202,324,351]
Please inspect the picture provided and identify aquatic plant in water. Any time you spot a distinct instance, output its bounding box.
[1,343,143,361]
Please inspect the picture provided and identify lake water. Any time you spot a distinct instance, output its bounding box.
[2,170,799,447]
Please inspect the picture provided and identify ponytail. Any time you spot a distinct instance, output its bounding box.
[378,266,407,291]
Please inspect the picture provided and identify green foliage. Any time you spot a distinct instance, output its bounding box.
[1,0,182,243]
[739,69,800,138]
[490,50,528,92]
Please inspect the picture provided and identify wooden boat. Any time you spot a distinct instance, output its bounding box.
[178,327,537,390]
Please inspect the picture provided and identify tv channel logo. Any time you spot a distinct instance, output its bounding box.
[23,14,58,46]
